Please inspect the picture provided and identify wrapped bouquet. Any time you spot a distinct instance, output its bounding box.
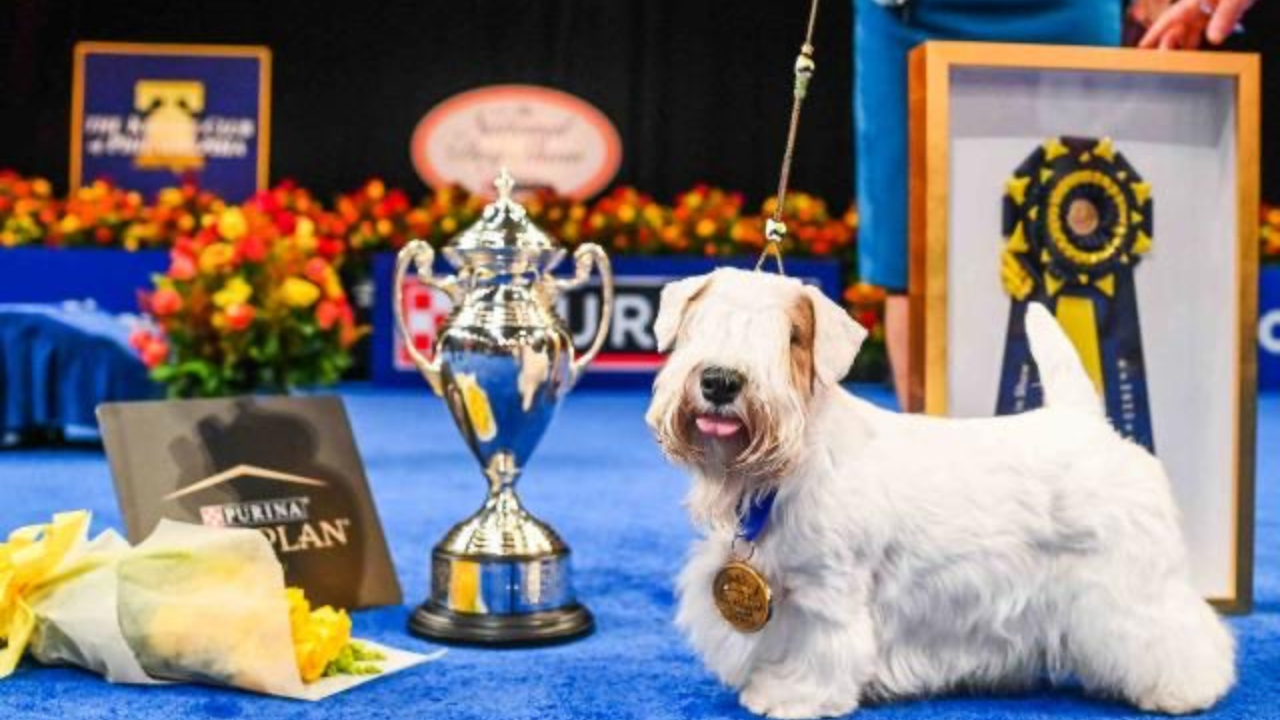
[0,512,433,699]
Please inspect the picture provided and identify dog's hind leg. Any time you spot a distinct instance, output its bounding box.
[1062,581,1235,714]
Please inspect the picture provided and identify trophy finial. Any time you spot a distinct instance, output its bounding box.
[495,167,515,200]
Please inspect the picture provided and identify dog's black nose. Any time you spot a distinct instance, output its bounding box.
[701,366,745,406]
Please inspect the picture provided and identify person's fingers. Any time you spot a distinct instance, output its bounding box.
[1206,0,1252,43]
[1140,1,1192,47]
[1159,30,1181,49]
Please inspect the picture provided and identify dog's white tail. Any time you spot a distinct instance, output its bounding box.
[1025,303,1103,415]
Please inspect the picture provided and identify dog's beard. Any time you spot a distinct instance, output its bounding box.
[652,386,807,531]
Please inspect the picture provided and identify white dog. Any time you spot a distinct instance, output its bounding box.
[646,267,1234,719]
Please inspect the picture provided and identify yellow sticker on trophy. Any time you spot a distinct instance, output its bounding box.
[455,373,497,442]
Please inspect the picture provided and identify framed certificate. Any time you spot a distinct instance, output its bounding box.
[908,42,1259,611]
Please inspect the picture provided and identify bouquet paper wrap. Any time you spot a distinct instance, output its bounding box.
[1,512,436,699]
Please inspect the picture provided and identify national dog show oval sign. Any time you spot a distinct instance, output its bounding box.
[410,84,622,199]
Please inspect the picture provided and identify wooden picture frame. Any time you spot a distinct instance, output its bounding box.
[908,42,1259,612]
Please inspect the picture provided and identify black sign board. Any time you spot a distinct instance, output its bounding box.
[98,395,402,609]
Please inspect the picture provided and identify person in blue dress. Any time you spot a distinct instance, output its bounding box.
[854,0,1259,405]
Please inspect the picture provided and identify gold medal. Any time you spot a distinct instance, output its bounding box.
[713,559,772,633]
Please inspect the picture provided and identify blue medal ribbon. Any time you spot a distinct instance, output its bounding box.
[737,489,777,544]
[996,136,1155,451]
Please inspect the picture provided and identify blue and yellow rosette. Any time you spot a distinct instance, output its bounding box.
[997,136,1155,450]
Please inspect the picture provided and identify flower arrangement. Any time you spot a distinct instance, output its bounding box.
[334,178,426,252]
[131,203,362,397]
[0,170,884,380]
[1263,203,1280,265]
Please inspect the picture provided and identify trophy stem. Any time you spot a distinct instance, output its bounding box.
[484,450,520,495]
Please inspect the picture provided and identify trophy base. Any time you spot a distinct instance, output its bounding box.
[409,601,594,646]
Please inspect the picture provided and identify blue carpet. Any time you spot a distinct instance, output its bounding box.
[0,386,1276,719]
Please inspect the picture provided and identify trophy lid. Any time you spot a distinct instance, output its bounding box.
[443,169,564,273]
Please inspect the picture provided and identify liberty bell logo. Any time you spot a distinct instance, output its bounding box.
[134,79,206,172]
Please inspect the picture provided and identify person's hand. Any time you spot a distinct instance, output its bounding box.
[1139,0,1255,48]
[1128,0,1174,29]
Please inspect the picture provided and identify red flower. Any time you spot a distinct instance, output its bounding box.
[305,257,331,284]
[273,211,297,235]
[94,227,114,245]
[317,237,344,260]
[128,329,152,351]
[315,298,343,330]
[140,338,169,368]
[150,287,183,316]
[224,302,256,331]
[236,235,268,263]
[169,251,197,281]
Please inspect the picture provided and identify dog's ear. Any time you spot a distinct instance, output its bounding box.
[805,285,867,385]
[654,274,710,352]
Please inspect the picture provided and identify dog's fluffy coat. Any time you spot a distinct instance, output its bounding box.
[646,268,1234,719]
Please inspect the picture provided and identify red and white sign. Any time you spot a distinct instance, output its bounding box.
[395,279,453,371]
[410,84,622,200]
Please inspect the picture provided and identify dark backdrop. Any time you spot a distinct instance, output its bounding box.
[0,0,1276,206]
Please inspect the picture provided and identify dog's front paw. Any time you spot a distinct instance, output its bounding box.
[740,677,858,719]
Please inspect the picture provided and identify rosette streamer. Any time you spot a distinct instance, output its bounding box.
[997,136,1155,450]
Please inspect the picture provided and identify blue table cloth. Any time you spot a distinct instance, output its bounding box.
[0,387,1276,719]
[0,303,159,441]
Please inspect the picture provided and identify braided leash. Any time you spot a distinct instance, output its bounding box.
[755,0,822,276]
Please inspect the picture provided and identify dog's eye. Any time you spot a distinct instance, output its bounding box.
[790,325,801,347]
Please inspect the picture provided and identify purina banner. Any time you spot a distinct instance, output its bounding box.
[71,42,271,201]
[372,254,843,388]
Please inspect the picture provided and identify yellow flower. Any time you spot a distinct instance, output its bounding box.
[375,219,393,237]
[285,586,352,683]
[216,207,247,241]
[281,277,321,308]
[295,216,315,239]
[0,511,91,678]
[324,273,345,300]
[58,215,82,235]
[158,187,183,206]
[31,179,51,198]
[213,276,253,308]
[198,243,236,274]
[695,218,717,238]
[618,205,637,223]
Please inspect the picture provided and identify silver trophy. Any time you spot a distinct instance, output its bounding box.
[393,170,613,645]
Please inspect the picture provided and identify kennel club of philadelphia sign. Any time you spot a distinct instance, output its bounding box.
[71,42,271,201]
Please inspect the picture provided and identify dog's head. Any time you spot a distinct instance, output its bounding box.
[646,267,867,529]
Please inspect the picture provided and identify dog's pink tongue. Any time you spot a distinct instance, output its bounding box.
[696,415,743,438]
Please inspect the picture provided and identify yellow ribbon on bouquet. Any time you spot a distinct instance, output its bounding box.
[0,510,91,677]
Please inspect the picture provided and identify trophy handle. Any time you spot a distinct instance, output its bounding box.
[555,243,613,388]
[394,239,456,395]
